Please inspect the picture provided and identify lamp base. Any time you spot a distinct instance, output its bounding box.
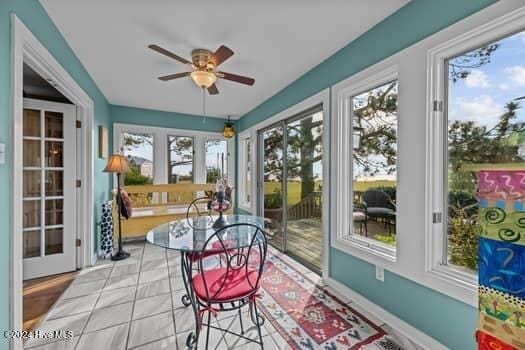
[212,213,228,229]
[111,250,130,261]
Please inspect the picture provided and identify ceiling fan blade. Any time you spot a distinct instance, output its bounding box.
[148,44,192,65]
[207,84,219,95]
[158,72,191,81]
[217,71,255,86]
[209,45,234,67]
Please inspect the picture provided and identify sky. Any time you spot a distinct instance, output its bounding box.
[448,31,525,129]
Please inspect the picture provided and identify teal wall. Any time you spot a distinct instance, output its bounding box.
[235,1,497,349]
[0,2,112,348]
[110,104,227,133]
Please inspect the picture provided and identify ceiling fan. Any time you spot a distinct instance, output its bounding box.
[148,44,255,95]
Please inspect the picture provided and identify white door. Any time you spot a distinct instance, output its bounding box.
[22,98,77,280]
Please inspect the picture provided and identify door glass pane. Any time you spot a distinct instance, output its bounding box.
[45,228,63,255]
[23,200,41,228]
[445,32,525,272]
[23,140,41,167]
[286,110,323,270]
[23,170,41,197]
[24,230,41,258]
[45,141,63,167]
[45,170,63,196]
[245,138,252,205]
[168,136,194,183]
[45,111,63,138]
[206,140,228,183]
[45,199,63,226]
[23,109,40,137]
[262,126,284,251]
[122,133,154,185]
[351,81,398,248]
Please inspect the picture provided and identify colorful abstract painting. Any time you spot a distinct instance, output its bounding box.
[479,313,525,349]
[478,171,525,202]
[479,207,525,246]
[477,330,518,350]
[479,237,525,299]
[479,285,525,329]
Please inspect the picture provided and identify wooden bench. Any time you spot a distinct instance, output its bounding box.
[113,183,229,239]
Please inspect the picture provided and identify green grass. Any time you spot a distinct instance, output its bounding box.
[373,234,397,247]
[263,180,396,205]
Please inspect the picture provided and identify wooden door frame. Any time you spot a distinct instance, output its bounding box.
[10,14,95,350]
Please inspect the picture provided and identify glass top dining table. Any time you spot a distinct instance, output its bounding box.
[145,214,265,253]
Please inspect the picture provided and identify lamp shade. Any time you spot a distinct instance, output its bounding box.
[191,70,217,88]
[103,154,130,173]
[223,122,235,139]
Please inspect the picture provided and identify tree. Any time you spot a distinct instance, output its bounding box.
[448,44,499,82]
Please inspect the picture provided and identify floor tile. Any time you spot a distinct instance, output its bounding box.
[110,263,140,277]
[128,311,175,348]
[130,335,176,350]
[141,258,168,271]
[25,312,90,348]
[76,323,128,350]
[103,273,139,291]
[62,280,105,299]
[138,268,168,284]
[220,311,267,348]
[95,286,136,309]
[83,302,133,333]
[46,294,98,320]
[173,306,197,333]
[73,266,112,284]
[171,289,187,309]
[25,336,79,350]
[133,293,172,320]
[170,276,185,291]
[176,328,229,350]
[136,279,170,300]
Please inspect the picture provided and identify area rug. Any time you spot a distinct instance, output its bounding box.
[258,251,389,350]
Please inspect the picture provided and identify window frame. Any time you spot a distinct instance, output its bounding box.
[237,130,254,211]
[113,123,234,186]
[331,65,399,263]
[425,8,525,291]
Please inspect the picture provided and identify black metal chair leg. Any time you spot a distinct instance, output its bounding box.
[205,311,212,350]
[252,302,264,349]
[238,307,244,334]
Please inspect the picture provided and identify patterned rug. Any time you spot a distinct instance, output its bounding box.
[258,252,391,350]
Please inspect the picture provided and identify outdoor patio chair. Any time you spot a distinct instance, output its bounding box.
[362,189,396,224]
[353,202,368,236]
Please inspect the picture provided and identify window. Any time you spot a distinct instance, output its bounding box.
[122,132,154,186]
[331,66,398,262]
[444,32,525,272]
[351,81,398,248]
[238,134,252,209]
[168,136,194,183]
[206,139,228,184]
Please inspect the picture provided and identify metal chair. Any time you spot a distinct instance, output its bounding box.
[185,223,267,349]
[186,196,213,224]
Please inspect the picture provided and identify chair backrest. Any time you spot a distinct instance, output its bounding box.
[362,189,395,210]
[192,223,267,303]
[186,197,213,224]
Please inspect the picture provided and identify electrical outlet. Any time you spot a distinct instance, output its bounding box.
[0,143,5,164]
[375,266,384,282]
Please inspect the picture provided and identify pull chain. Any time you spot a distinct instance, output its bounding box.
[202,87,206,124]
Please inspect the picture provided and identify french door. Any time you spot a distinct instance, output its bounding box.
[22,99,77,280]
[258,105,324,272]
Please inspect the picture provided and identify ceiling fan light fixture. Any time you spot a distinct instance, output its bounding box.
[223,116,235,139]
[191,70,216,88]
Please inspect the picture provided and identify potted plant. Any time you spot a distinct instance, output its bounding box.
[264,188,283,222]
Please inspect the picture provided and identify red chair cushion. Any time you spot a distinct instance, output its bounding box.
[192,267,259,302]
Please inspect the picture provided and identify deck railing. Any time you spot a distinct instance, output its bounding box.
[287,191,322,220]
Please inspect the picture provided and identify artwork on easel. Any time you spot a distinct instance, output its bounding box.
[477,170,525,349]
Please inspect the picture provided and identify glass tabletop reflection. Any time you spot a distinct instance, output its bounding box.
[146,214,265,253]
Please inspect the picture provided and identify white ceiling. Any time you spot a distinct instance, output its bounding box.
[40,0,408,119]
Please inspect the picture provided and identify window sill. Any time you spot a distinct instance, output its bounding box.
[332,234,397,264]
[426,263,478,292]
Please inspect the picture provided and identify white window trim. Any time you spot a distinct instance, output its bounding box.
[237,130,255,212]
[331,65,399,263]
[425,5,525,293]
[113,123,234,186]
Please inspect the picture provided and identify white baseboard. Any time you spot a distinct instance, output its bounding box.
[325,277,448,350]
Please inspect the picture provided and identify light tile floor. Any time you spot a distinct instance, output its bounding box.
[24,241,423,350]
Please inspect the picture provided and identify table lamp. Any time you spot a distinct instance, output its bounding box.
[104,154,130,261]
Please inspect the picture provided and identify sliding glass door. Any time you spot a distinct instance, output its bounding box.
[258,106,324,272]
